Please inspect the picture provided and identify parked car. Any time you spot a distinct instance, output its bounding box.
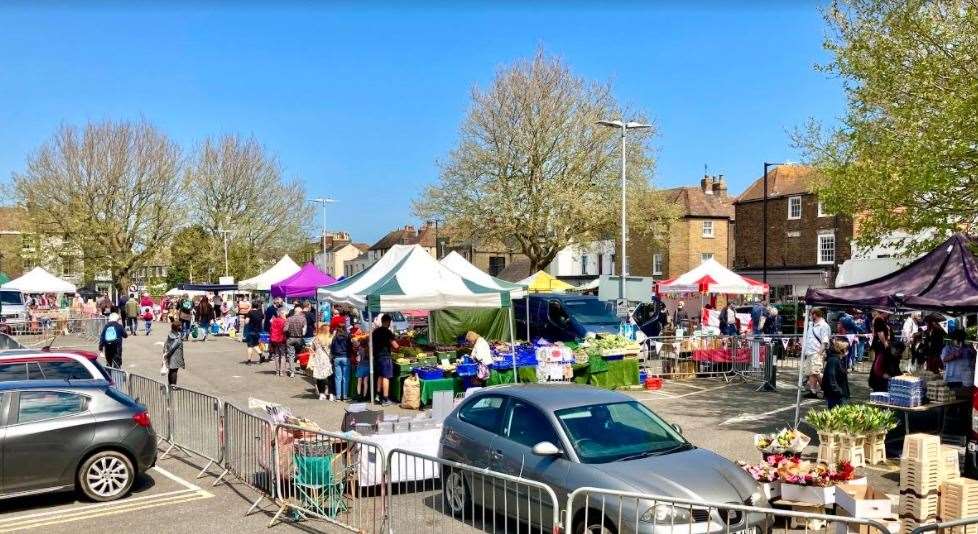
[0,352,113,383]
[514,294,620,342]
[0,289,27,323]
[439,384,767,534]
[0,379,156,501]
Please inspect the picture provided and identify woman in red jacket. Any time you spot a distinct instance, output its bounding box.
[268,308,287,375]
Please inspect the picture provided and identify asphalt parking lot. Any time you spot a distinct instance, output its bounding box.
[0,327,907,532]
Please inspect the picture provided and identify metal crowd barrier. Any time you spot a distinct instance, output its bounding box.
[912,517,978,534]
[386,448,560,534]
[0,316,107,348]
[270,423,388,533]
[165,385,224,478]
[640,334,803,384]
[104,366,128,390]
[216,402,279,513]
[566,487,893,534]
[128,372,171,442]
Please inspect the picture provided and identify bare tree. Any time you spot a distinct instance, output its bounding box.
[185,134,312,275]
[415,50,676,271]
[13,119,184,292]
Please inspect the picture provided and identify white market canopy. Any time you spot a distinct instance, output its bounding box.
[439,251,526,299]
[238,255,301,291]
[318,244,510,312]
[1,267,77,294]
[656,257,769,295]
[164,287,208,297]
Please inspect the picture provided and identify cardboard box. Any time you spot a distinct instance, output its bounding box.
[836,484,894,519]
[781,483,835,505]
[760,481,781,501]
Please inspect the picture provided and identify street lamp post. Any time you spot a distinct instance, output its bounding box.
[597,119,652,313]
[309,197,337,257]
[216,227,232,278]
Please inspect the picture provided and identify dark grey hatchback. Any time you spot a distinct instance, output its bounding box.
[0,379,157,502]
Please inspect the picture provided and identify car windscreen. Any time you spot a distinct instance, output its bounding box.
[555,401,686,464]
[0,291,23,306]
[560,299,618,325]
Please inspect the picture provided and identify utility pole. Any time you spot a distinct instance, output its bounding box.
[216,227,232,278]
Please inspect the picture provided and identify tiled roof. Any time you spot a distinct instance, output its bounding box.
[415,224,437,248]
[496,257,533,282]
[369,228,413,251]
[736,164,815,203]
[662,187,734,220]
[352,243,369,252]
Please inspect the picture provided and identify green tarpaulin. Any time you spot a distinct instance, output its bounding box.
[0,273,9,285]
[430,307,512,343]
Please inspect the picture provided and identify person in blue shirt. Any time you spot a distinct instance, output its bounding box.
[750,301,767,336]
[839,311,859,368]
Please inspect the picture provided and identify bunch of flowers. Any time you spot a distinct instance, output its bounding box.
[753,428,811,454]
[739,456,856,487]
[805,404,897,434]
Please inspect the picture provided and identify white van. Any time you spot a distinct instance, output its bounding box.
[0,289,26,322]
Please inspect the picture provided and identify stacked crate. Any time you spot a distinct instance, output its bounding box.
[929,379,954,403]
[940,478,978,534]
[900,434,943,533]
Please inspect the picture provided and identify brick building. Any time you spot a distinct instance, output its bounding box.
[732,164,853,298]
[629,175,735,280]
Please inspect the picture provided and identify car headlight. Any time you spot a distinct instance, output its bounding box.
[641,503,693,524]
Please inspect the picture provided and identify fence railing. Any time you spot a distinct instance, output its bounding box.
[165,385,224,478]
[911,517,978,534]
[0,316,106,348]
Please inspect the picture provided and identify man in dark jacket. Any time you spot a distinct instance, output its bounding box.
[99,312,129,369]
[821,339,850,409]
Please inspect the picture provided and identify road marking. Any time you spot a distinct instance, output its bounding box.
[0,466,212,531]
[671,383,733,399]
[720,399,820,426]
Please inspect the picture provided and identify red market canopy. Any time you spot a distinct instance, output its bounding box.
[270,262,337,298]
[806,233,978,312]
[656,258,769,295]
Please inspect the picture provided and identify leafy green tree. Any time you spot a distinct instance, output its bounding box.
[798,0,978,254]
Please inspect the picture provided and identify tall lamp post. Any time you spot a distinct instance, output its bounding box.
[598,119,652,313]
[309,197,337,258]
[216,226,232,277]
[761,162,788,286]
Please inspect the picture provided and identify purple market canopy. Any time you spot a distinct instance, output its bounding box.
[270,262,337,298]
[806,233,978,312]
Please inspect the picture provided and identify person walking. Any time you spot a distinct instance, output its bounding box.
[143,306,154,336]
[672,302,689,331]
[269,307,287,374]
[310,325,334,400]
[284,305,306,378]
[162,320,185,386]
[802,308,830,398]
[371,314,399,405]
[99,312,128,369]
[331,323,352,401]
[178,294,194,340]
[124,294,140,336]
[195,296,215,342]
[244,300,265,364]
[822,339,851,409]
[264,297,282,333]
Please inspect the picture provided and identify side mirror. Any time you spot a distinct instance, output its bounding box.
[532,441,562,457]
[672,423,683,435]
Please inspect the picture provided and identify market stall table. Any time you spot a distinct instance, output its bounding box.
[573,357,640,390]
[869,399,968,442]
[419,377,463,405]
[487,367,538,385]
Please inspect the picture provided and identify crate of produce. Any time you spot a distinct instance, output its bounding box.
[901,460,943,496]
[413,367,444,380]
[903,434,942,464]
[899,492,940,521]
[454,363,478,377]
[941,478,978,524]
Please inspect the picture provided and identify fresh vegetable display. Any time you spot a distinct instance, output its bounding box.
[804,404,897,434]
[587,334,640,352]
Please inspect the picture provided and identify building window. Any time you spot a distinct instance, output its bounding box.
[788,196,802,220]
[597,254,604,275]
[701,252,714,263]
[817,233,836,265]
[652,253,663,276]
[702,220,714,238]
[580,255,589,275]
[488,256,506,277]
[817,201,829,217]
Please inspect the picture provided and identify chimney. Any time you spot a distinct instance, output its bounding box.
[402,225,417,244]
[713,174,727,196]
[702,175,714,195]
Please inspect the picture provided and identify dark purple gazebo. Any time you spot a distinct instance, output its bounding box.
[270,263,336,298]
[806,233,978,312]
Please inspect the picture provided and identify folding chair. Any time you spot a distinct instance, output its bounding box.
[293,448,349,519]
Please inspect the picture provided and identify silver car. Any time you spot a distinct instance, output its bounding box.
[439,384,767,534]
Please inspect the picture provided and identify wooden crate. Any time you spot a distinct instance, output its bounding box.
[902,460,944,495]
[903,434,942,465]
[941,478,978,524]
[900,492,940,521]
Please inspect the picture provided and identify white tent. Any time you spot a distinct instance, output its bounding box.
[439,251,526,298]
[165,287,208,297]
[1,267,77,294]
[238,255,301,291]
[656,258,769,295]
[318,245,510,312]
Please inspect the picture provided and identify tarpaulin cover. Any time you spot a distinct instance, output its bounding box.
[429,307,512,343]
[271,262,337,298]
[806,233,978,312]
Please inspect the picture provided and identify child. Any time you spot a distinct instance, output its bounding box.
[821,339,851,408]
[354,338,371,401]
[269,308,287,375]
[143,307,154,336]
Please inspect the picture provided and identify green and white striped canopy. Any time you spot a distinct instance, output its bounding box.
[439,251,526,299]
[318,244,511,313]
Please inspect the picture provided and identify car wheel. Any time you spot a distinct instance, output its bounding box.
[442,468,470,517]
[574,511,617,534]
[78,451,135,502]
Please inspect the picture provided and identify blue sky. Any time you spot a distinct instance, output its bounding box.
[0,2,842,244]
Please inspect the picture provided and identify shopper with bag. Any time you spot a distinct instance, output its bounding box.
[99,313,128,369]
[310,325,334,400]
[330,323,352,401]
[162,320,185,386]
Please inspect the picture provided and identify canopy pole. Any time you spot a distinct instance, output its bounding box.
[525,296,531,342]
[794,305,812,427]
[368,309,375,405]
[509,305,518,383]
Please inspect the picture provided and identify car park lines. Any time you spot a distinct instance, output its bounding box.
[0,467,212,532]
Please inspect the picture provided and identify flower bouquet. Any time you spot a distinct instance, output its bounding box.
[777,458,857,505]
[754,428,811,458]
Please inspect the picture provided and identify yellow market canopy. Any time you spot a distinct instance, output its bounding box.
[518,271,575,293]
